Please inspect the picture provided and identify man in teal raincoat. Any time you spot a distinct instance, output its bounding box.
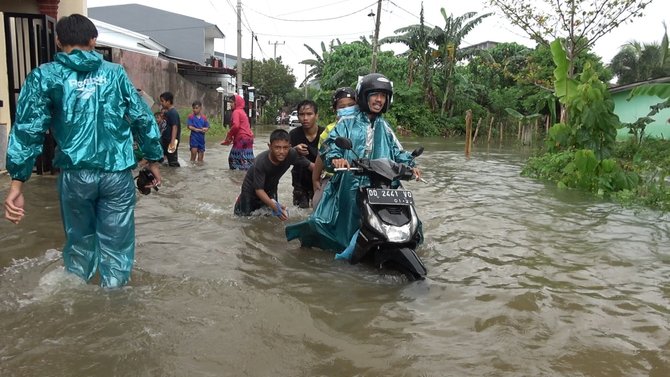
[285,73,422,255]
[3,14,163,288]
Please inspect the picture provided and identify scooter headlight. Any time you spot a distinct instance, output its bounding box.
[382,222,411,242]
[364,202,414,243]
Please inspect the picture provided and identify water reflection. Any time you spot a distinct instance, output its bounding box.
[1,127,669,376]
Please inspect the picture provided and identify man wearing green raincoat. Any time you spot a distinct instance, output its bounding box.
[3,14,163,288]
[286,73,422,254]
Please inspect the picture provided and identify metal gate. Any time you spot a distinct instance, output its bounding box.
[3,12,57,174]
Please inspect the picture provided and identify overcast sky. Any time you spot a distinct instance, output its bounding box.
[86,0,670,85]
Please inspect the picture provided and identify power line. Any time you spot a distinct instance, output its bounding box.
[245,1,377,22]
[254,30,371,39]
[242,8,255,34]
[276,0,359,17]
[224,0,252,33]
[387,0,437,28]
[255,35,269,59]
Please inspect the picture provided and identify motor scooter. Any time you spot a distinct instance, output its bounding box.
[334,137,427,280]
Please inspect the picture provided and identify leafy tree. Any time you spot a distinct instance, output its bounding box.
[488,0,654,77]
[464,42,533,116]
[299,40,342,87]
[319,41,372,90]
[380,3,437,109]
[284,87,309,109]
[430,9,492,116]
[241,57,296,107]
[610,23,670,84]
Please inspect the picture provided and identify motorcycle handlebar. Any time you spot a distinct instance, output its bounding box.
[332,158,425,182]
[334,167,362,172]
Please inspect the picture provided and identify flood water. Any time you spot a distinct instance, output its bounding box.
[1,126,669,376]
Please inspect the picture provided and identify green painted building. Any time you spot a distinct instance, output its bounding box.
[611,77,670,140]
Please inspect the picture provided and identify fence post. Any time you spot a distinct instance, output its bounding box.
[465,110,473,157]
[487,116,494,144]
[473,118,482,145]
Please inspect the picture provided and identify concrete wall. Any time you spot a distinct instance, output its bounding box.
[114,48,224,119]
[0,13,10,170]
[613,90,670,140]
[60,0,86,17]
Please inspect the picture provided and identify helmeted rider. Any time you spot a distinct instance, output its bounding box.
[311,87,359,208]
[286,73,422,256]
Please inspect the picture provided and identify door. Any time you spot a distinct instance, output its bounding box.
[4,12,57,174]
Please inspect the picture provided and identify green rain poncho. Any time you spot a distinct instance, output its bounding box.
[285,109,416,252]
[6,49,162,287]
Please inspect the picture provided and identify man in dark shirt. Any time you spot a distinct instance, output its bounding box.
[234,129,313,219]
[159,91,181,167]
[289,100,324,208]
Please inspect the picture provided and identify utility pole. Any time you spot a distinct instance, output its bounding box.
[304,64,307,98]
[236,0,242,93]
[370,0,382,72]
[250,31,254,86]
[268,40,285,60]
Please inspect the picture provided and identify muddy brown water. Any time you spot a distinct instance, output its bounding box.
[1,126,669,376]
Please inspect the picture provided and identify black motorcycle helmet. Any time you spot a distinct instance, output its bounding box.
[356,73,393,113]
[331,87,356,110]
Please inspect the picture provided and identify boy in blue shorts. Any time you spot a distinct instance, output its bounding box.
[187,100,210,161]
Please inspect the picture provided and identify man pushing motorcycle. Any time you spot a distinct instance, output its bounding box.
[286,73,422,255]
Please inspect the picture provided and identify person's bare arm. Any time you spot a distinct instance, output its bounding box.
[255,189,288,221]
[312,155,324,192]
[170,124,178,147]
[4,180,25,224]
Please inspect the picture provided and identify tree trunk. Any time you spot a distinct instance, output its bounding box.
[440,61,455,117]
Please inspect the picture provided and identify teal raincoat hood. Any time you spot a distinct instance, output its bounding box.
[55,49,103,72]
[6,49,163,181]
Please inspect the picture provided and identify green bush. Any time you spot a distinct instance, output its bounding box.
[523,149,639,196]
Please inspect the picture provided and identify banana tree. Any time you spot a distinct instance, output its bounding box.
[300,40,341,87]
[431,9,491,116]
[380,3,436,108]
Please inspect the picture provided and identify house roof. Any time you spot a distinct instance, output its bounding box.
[89,4,225,64]
[88,4,224,41]
[609,76,670,94]
[459,40,500,53]
[91,18,167,56]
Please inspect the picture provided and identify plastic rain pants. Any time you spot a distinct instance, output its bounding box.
[58,169,136,288]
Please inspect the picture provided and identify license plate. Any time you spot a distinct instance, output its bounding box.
[367,188,414,205]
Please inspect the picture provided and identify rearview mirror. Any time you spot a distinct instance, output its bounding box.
[411,146,424,158]
[335,137,353,150]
